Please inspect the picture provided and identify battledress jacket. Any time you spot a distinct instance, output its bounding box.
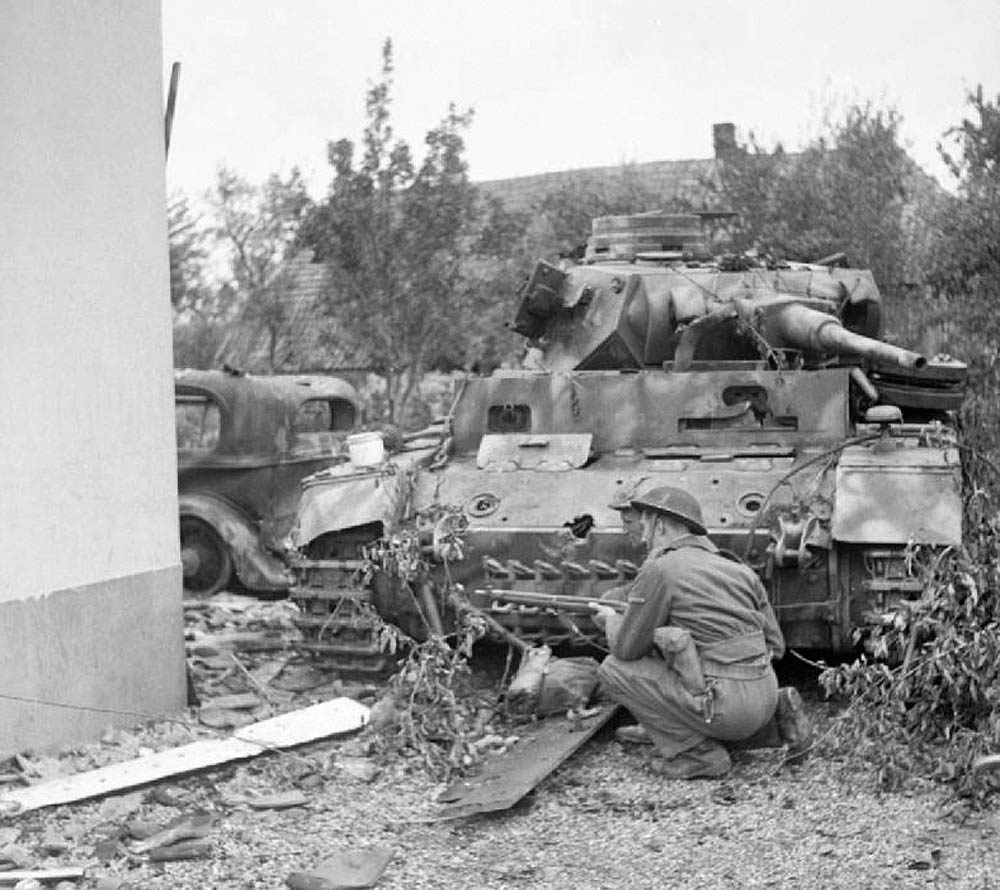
[604,534,785,666]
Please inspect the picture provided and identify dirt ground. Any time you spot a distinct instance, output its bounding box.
[2,596,999,890]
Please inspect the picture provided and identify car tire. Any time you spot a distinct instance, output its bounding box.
[180,516,233,597]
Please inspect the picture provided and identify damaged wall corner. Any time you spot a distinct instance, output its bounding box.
[0,0,186,751]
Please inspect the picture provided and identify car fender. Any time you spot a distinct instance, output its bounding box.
[178,492,294,591]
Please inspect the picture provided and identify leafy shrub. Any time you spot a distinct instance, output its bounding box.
[360,507,510,782]
[821,435,1000,801]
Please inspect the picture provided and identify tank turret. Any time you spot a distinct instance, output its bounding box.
[513,213,927,374]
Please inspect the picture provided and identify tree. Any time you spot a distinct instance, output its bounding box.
[209,167,311,371]
[168,192,210,313]
[530,166,674,260]
[300,40,489,423]
[923,88,1000,411]
[713,104,918,299]
[928,89,1000,325]
[169,192,235,368]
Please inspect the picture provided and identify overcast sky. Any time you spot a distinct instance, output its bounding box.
[163,0,1000,200]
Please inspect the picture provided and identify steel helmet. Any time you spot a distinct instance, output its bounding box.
[630,486,707,536]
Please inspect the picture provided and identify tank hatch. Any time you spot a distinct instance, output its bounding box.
[585,212,707,263]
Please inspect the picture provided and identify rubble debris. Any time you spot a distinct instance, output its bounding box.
[127,820,164,841]
[149,785,189,808]
[187,631,288,655]
[334,757,379,784]
[297,772,324,790]
[184,594,300,672]
[0,844,31,868]
[147,839,213,862]
[0,698,369,815]
[91,836,123,863]
[271,664,333,693]
[249,655,292,689]
[14,755,65,784]
[285,846,395,890]
[907,849,942,870]
[360,693,398,735]
[711,783,741,806]
[246,790,310,810]
[38,833,70,856]
[130,813,213,854]
[185,597,312,712]
[95,792,143,822]
[191,654,233,671]
[203,692,262,711]
[197,707,257,730]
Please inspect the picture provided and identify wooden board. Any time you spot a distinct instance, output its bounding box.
[0,868,85,885]
[0,697,369,815]
[435,705,619,820]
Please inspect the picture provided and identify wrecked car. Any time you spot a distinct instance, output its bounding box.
[175,368,364,595]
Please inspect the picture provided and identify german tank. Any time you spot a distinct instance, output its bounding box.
[289,213,967,670]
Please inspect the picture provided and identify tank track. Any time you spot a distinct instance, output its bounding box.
[290,557,399,676]
[292,552,644,658]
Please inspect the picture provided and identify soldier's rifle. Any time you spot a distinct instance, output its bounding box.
[470,588,628,615]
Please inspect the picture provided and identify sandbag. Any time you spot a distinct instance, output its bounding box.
[535,656,600,716]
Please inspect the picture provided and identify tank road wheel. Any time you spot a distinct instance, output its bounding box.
[179,517,232,597]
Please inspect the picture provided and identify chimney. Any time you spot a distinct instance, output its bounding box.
[713,122,736,158]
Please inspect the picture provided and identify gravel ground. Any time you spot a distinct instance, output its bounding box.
[4,697,1000,890]
[3,595,998,889]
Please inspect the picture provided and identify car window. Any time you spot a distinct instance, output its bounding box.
[293,398,357,433]
[176,394,221,453]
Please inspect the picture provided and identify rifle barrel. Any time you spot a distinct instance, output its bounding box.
[472,588,628,613]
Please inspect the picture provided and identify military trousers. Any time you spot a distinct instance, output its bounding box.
[598,653,778,759]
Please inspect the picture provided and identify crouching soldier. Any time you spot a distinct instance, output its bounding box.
[591,486,809,779]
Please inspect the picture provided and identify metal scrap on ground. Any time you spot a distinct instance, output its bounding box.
[285,845,395,890]
[0,698,369,815]
[434,705,620,820]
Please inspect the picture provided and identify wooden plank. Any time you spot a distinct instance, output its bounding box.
[435,705,620,820]
[0,868,85,884]
[0,697,369,815]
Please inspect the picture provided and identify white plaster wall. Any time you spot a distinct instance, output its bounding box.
[0,0,179,599]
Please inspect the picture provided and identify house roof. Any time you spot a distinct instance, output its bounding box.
[478,157,717,214]
[214,250,350,374]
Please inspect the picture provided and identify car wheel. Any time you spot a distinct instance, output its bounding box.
[180,516,233,597]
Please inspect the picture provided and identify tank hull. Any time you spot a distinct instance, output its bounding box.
[289,216,966,664]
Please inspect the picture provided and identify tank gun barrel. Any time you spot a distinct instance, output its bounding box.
[762,302,927,370]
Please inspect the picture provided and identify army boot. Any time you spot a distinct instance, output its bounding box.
[775,686,813,765]
[615,723,653,745]
[648,740,731,779]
